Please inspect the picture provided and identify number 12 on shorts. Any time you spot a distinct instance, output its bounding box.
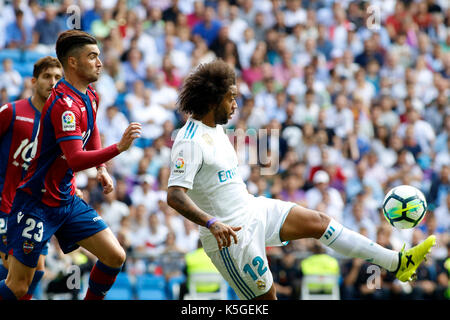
[243,256,267,281]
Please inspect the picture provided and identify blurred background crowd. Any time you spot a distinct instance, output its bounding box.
[0,0,448,300]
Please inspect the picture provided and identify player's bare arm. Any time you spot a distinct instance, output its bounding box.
[167,186,241,250]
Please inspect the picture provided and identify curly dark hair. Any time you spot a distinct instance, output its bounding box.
[177,59,236,118]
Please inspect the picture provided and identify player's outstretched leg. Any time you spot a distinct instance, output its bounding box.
[280,205,435,279]
[77,228,126,300]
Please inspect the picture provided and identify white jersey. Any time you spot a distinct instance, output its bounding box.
[168,118,297,299]
[168,118,252,251]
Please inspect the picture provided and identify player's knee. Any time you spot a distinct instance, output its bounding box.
[311,210,331,238]
[104,247,126,268]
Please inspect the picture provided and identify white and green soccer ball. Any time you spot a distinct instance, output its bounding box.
[382,185,427,229]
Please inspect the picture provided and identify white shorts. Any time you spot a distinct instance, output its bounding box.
[203,196,296,300]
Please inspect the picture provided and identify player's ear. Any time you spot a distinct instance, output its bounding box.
[67,56,78,69]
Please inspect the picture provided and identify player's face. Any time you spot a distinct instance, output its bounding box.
[215,85,237,125]
[34,67,63,101]
[76,44,102,83]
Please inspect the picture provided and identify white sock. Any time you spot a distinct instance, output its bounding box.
[319,219,399,272]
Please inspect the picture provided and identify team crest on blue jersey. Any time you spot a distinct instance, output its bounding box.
[2,235,7,246]
[62,110,76,131]
[23,240,34,254]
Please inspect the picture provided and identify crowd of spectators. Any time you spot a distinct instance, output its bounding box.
[0,0,448,300]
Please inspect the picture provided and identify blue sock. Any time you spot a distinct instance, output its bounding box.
[0,280,17,300]
[0,264,8,281]
[23,270,44,299]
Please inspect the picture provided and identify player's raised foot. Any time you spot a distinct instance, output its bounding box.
[395,235,436,282]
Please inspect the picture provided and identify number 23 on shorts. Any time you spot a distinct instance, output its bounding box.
[243,256,268,281]
[19,213,44,242]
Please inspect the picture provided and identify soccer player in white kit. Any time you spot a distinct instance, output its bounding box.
[167,60,436,300]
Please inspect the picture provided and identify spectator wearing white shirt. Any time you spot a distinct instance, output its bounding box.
[97,105,129,147]
[325,93,353,139]
[328,6,349,51]
[150,72,178,112]
[305,170,344,221]
[134,21,160,69]
[176,219,200,254]
[239,96,268,130]
[0,58,22,99]
[125,79,145,115]
[132,213,169,256]
[228,4,248,44]
[283,0,306,29]
[130,88,173,142]
[130,174,160,214]
[434,193,449,233]
[164,34,191,77]
[343,198,378,241]
[100,189,130,236]
[397,108,436,155]
[334,50,359,80]
[254,76,278,116]
[237,27,257,69]
[351,68,376,108]
[293,88,320,127]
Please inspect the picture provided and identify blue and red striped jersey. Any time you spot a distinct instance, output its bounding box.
[18,79,99,207]
[0,98,41,214]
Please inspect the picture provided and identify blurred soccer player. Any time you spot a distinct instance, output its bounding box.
[0,30,141,300]
[0,57,63,299]
[167,59,436,300]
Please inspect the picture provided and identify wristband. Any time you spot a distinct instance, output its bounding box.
[206,218,217,229]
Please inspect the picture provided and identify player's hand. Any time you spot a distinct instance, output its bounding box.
[117,122,142,153]
[209,221,242,250]
[75,188,84,199]
[97,166,114,194]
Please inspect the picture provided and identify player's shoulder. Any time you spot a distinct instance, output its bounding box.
[0,97,32,117]
[0,101,14,123]
[47,83,80,113]
[174,119,204,144]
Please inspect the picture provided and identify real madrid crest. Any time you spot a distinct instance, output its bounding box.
[256,279,266,291]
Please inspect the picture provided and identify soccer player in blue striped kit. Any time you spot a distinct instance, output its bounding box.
[167,59,436,300]
[0,30,142,300]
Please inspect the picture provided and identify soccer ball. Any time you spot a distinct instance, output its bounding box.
[382,185,427,229]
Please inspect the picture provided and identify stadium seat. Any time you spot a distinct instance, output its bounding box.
[14,62,35,78]
[23,50,47,63]
[301,275,340,300]
[0,49,22,63]
[135,274,167,300]
[167,274,186,300]
[104,272,134,300]
[184,272,228,300]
